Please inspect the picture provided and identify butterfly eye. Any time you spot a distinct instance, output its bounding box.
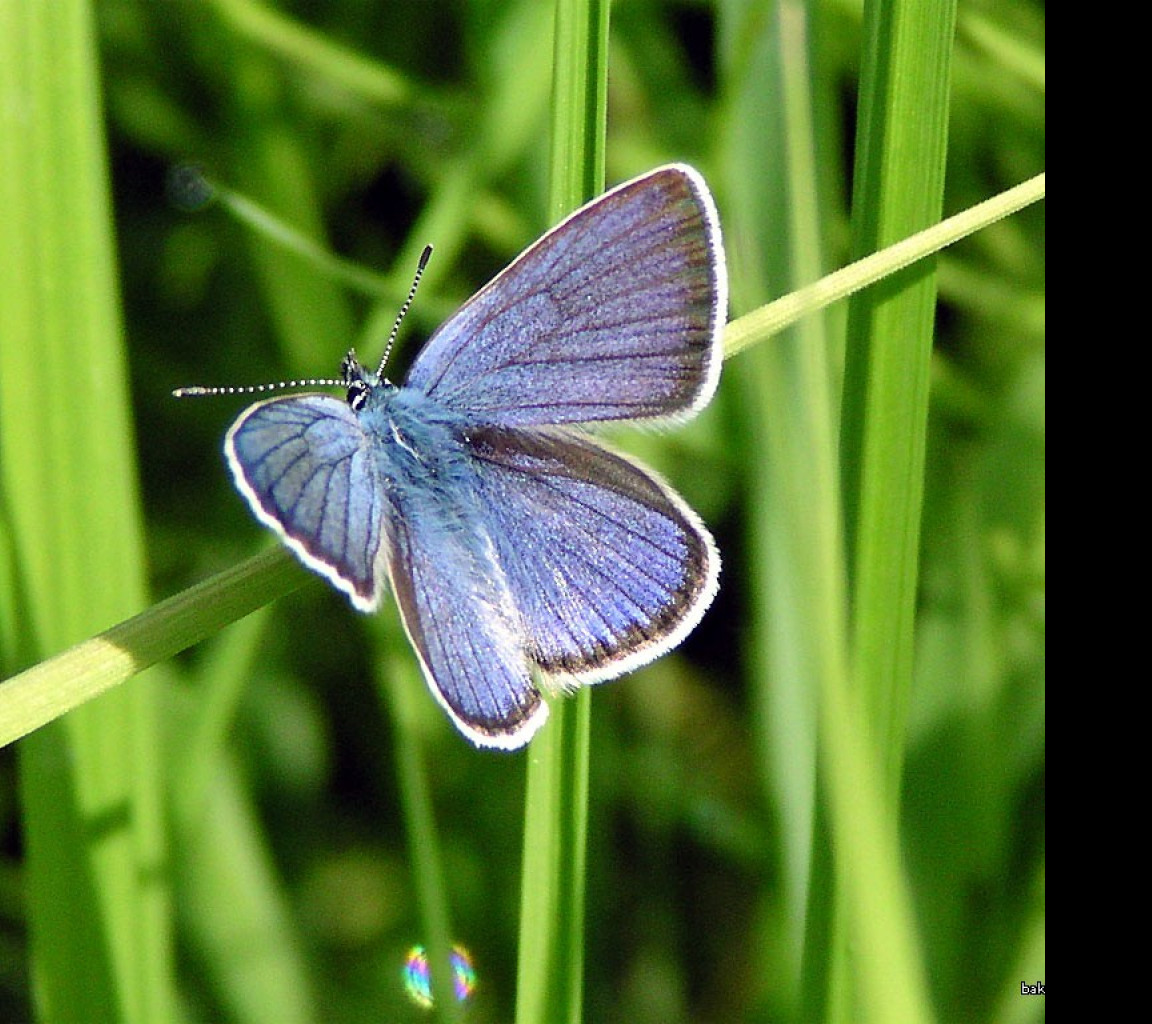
[347,379,370,410]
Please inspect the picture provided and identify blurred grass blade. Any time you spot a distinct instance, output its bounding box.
[207,0,412,106]
[516,2,605,1022]
[0,1,173,1020]
[717,2,852,1012]
[175,751,318,1024]
[166,606,318,1023]
[803,0,958,1020]
[376,639,464,1022]
[215,185,395,298]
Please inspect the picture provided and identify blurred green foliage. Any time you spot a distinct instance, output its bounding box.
[1,1,1043,1021]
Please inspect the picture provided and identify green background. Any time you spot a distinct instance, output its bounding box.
[0,1,1044,1021]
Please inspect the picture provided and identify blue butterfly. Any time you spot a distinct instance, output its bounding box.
[221,165,725,749]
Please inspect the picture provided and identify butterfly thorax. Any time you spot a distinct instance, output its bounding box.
[353,373,479,508]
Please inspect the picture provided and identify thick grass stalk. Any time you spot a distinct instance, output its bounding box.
[803,0,957,1020]
[0,1,172,1020]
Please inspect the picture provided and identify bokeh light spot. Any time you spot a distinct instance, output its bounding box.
[403,943,476,1008]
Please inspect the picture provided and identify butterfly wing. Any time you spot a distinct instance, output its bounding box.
[225,395,389,611]
[463,424,719,683]
[404,164,726,426]
[384,482,548,748]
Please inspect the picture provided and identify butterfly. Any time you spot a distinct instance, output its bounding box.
[211,164,725,749]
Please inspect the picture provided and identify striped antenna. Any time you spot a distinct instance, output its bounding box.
[172,377,345,399]
[173,246,434,400]
[377,244,433,376]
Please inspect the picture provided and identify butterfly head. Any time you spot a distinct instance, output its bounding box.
[340,350,388,411]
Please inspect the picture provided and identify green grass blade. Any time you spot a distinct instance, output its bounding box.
[516,2,606,1021]
[175,753,317,1024]
[167,608,318,1024]
[841,0,957,752]
[542,0,607,215]
[207,0,412,106]
[0,548,305,749]
[517,697,592,1024]
[805,0,959,1020]
[0,1,173,1019]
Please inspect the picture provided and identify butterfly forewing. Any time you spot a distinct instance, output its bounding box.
[404,165,725,426]
[225,396,388,610]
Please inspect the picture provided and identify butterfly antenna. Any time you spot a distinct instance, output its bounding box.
[173,377,344,399]
[377,244,433,376]
[175,247,434,398]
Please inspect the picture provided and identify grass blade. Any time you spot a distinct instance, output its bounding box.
[0,1,172,1019]
[803,0,959,1020]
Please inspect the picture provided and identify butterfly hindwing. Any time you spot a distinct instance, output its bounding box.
[404,165,725,427]
[225,395,388,611]
[384,481,548,747]
[463,424,719,683]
